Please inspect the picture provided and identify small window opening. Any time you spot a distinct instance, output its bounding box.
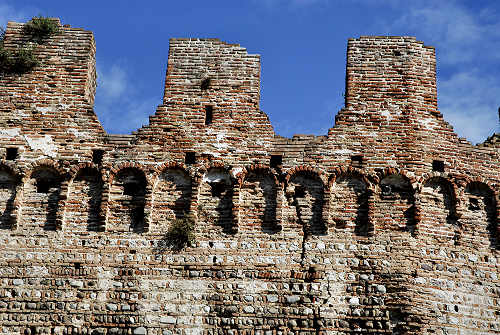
[432,160,445,172]
[394,50,402,56]
[205,106,213,126]
[6,147,17,160]
[74,262,81,270]
[92,149,104,165]
[185,152,196,165]
[295,186,305,198]
[210,181,225,197]
[351,155,363,168]
[36,179,53,193]
[131,206,145,227]
[129,249,136,254]
[201,78,211,90]
[270,155,283,168]
[469,198,480,211]
[454,305,459,312]
[123,182,141,196]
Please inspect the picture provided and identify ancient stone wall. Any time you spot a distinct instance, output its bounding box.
[0,19,499,335]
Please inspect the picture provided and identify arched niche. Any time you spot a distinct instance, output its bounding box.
[462,182,497,249]
[198,168,234,235]
[375,174,415,232]
[418,177,457,241]
[240,169,280,235]
[66,167,104,232]
[0,165,20,229]
[330,174,371,236]
[151,167,192,231]
[23,166,62,231]
[109,168,147,233]
[286,171,325,235]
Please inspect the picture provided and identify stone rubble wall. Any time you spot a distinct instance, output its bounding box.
[0,19,499,335]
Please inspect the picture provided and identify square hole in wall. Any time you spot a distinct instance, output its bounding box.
[92,149,104,165]
[6,147,17,160]
[201,78,211,90]
[123,182,141,196]
[295,186,305,198]
[204,106,213,125]
[210,181,225,197]
[351,155,363,168]
[36,179,52,193]
[270,155,282,168]
[185,152,196,165]
[432,160,444,172]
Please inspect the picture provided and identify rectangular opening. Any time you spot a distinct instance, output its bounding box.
[294,185,305,198]
[36,179,52,193]
[92,149,104,165]
[74,262,81,270]
[351,155,363,168]
[432,160,444,172]
[123,182,141,196]
[185,152,196,165]
[201,78,211,90]
[6,147,17,161]
[270,155,282,168]
[204,105,213,125]
[210,181,225,197]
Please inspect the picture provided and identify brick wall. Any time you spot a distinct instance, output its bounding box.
[0,19,499,335]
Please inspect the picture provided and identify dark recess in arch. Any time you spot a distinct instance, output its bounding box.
[116,168,147,232]
[464,181,498,249]
[73,167,104,231]
[31,167,62,231]
[242,170,280,234]
[379,174,416,233]
[288,171,325,235]
[0,166,18,229]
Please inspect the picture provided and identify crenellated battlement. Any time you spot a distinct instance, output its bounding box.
[0,18,499,335]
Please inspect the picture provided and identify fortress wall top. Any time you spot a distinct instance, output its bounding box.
[345,36,437,112]
[132,38,276,165]
[0,19,103,163]
[163,38,261,105]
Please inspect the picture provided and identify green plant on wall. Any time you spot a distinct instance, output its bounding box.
[0,45,39,74]
[0,16,58,75]
[157,214,196,252]
[22,16,59,43]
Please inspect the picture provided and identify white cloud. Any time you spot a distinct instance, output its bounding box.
[97,97,157,134]
[95,61,158,134]
[390,1,500,65]
[97,65,127,100]
[438,70,499,144]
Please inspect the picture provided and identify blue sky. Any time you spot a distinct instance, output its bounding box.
[1,0,499,144]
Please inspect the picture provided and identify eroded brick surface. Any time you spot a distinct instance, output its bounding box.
[0,19,499,335]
